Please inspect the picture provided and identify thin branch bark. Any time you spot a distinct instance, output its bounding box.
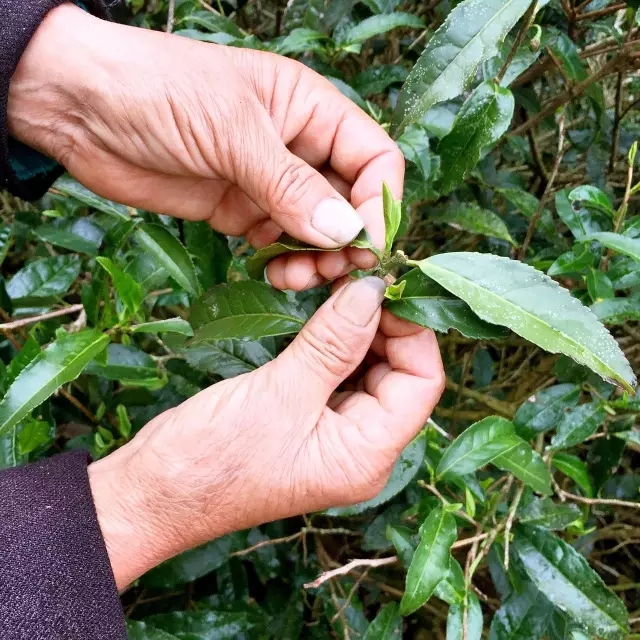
[509,55,626,137]
[0,304,85,332]
[304,557,398,589]
[519,114,566,260]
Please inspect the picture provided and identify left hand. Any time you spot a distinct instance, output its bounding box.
[88,277,444,589]
[9,3,404,290]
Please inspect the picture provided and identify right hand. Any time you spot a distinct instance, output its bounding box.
[9,3,404,291]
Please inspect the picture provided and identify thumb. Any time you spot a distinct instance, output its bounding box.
[275,277,386,403]
[239,128,364,249]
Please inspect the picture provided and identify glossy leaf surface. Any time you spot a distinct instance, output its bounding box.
[190,281,307,342]
[416,252,636,392]
[0,330,109,437]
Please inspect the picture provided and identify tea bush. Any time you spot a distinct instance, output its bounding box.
[1,0,640,638]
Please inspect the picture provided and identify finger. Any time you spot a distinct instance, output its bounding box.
[343,329,444,451]
[379,308,426,338]
[275,276,386,404]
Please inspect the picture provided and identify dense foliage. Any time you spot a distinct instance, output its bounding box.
[1,0,640,637]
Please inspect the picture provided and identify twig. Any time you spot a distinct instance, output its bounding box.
[504,483,525,570]
[509,55,626,138]
[419,481,478,527]
[166,0,176,33]
[558,490,640,510]
[304,557,398,589]
[609,71,625,173]
[230,527,358,558]
[0,304,84,332]
[575,3,626,22]
[494,0,539,85]
[519,114,566,260]
[445,378,516,418]
[614,156,635,233]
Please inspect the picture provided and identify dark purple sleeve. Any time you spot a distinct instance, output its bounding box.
[0,451,127,639]
[0,1,110,200]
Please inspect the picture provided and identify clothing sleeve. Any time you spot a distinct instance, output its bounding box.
[0,1,110,201]
[0,451,127,640]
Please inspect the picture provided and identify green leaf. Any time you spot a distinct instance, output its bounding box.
[548,246,597,277]
[513,525,629,640]
[341,12,424,44]
[6,255,81,306]
[387,525,416,568]
[143,532,248,588]
[135,223,201,296]
[326,431,426,516]
[190,281,307,342]
[132,318,194,336]
[400,505,457,615]
[85,344,162,387]
[54,174,130,219]
[17,419,53,456]
[514,384,581,440]
[392,0,533,135]
[556,190,605,239]
[384,269,508,339]
[180,9,244,36]
[353,65,409,97]
[434,557,466,605]
[437,81,515,193]
[364,603,402,639]
[446,593,483,640]
[6,336,42,386]
[96,256,143,319]
[551,452,594,498]
[483,37,540,87]
[116,404,132,439]
[414,252,636,393]
[144,608,267,640]
[186,338,275,379]
[397,124,431,178]
[548,402,606,450]
[518,497,582,530]
[489,583,553,640]
[592,298,640,325]
[246,228,375,281]
[383,182,402,253]
[498,187,560,246]
[582,232,640,262]
[327,77,369,110]
[183,222,231,290]
[0,224,12,269]
[0,330,109,437]
[433,203,516,245]
[436,416,521,479]
[569,186,614,219]
[384,280,406,301]
[614,429,640,446]
[585,269,613,302]
[493,441,552,495]
[33,218,104,255]
[126,621,180,640]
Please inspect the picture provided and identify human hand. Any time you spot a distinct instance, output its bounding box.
[8,4,404,290]
[88,277,444,590]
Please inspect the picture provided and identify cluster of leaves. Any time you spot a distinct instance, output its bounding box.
[2,0,640,637]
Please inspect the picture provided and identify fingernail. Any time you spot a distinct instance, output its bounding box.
[312,199,364,246]
[334,276,386,327]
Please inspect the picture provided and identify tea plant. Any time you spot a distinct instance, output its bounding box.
[1,0,640,638]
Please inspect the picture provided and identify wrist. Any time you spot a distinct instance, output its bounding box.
[7,3,105,164]
[88,443,175,591]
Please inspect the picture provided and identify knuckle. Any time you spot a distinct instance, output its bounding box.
[299,322,361,381]
[268,159,315,211]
